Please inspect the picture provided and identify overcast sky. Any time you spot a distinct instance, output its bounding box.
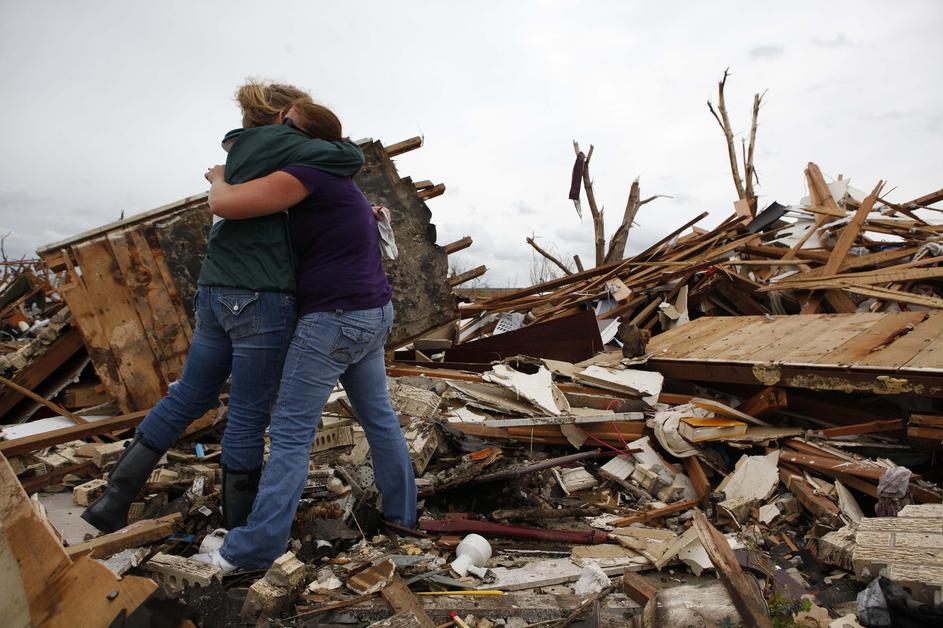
[1,1,940,286]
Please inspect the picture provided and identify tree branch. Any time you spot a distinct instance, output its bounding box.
[744,90,764,205]
[526,236,572,276]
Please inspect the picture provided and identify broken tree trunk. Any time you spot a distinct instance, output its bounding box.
[573,141,605,266]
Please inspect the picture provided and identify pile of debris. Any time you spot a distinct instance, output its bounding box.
[2,138,943,627]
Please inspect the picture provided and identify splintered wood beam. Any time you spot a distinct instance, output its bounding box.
[739,244,831,263]
[448,265,487,287]
[609,498,700,527]
[621,569,657,605]
[413,180,434,190]
[816,419,904,438]
[692,510,772,628]
[905,187,943,209]
[843,284,943,309]
[384,136,423,157]
[417,183,446,201]
[761,266,943,291]
[780,464,843,525]
[573,255,585,272]
[443,236,473,255]
[0,409,149,456]
[66,514,182,560]
[803,180,885,314]
[738,386,787,418]
[683,456,710,499]
[779,449,885,480]
[380,575,435,628]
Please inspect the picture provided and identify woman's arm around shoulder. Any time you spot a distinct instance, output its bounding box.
[205,165,309,220]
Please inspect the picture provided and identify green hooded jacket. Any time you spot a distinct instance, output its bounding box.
[197,125,364,293]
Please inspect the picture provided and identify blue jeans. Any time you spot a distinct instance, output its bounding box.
[222,301,417,569]
[136,286,295,470]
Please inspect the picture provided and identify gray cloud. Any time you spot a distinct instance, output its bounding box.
[812,33,850,48]
[513,200,538,215]
[749,45,785,59]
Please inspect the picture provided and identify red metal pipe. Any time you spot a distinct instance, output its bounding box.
[418,518,609,544]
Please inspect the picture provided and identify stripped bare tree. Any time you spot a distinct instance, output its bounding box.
[707,68,766,215]
[525,143,668,274]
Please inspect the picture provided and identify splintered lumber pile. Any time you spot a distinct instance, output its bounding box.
[447,163,941,348]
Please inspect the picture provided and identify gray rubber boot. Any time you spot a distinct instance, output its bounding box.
[80,435,164,533]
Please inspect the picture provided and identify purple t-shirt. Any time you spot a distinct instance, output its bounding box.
[281,165,392,315]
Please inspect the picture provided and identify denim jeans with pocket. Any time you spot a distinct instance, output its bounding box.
[136,285,295,470]
[221,300,416,569]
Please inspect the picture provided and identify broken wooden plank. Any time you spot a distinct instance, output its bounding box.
[803,180,884,314]
[72,238,167,410]
[0,374,88,425]
[417,183,445,201]
[384,136,423,157]
[483,412,644,428]
[738,386,787,418]
[609,498,700,527]
[349,559,398,595]
[620,573,657,607]
[380,575,435,628]
[0,410,148,457]
[449,265,488,287]
[779,465,842,526]
[1,452,156,626]
[692,510,772,628]
[816,419,904,438]
[843,284,943,309]
[443,236,473,256]
[66,514,181,560]
[683,456,710,499]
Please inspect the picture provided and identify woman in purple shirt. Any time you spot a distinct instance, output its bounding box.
[195,100,416,571]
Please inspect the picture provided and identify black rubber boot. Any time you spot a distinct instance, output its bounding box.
[81,435,165,533]
[221,466,262,530]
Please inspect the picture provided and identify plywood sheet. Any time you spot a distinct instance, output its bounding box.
[648,316,739,358]
[816,311,929,366]
[777,313,884,363]
[72,239,165,410]
[744,315,842,363]
[863,312,943,368]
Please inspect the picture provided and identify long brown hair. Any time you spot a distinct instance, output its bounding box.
[289,100,344,142]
